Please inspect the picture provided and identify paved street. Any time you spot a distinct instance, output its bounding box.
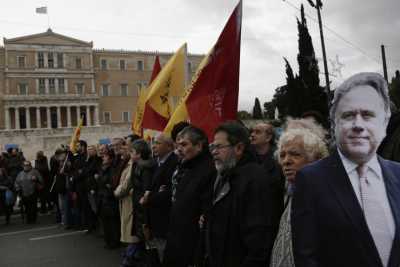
[0,214,121,267]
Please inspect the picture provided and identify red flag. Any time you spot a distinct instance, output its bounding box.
[185,1,242,140]
[132,56,162,136]
[150,56,161,83]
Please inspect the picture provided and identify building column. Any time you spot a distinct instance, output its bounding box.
[57,106,62,128]
[47,106,51,129]
[15,107,20,130]
[77,105,81,124]
[26,107,31,129]
[5,107,10,130]
[36,107,41,128]
[45,79,49,94]
[94,105,100,126]
[86,106,92,126]
[67,106,72,128]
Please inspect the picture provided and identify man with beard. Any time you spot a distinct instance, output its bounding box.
[163,126,216,267]
[291,73,400,267]
[204,122,273,267]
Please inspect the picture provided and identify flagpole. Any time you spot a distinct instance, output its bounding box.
[47,7,50,28]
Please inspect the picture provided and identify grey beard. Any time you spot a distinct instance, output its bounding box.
[216,156,237,175]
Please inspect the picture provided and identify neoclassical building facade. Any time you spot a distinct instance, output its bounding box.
[0,29,202,158]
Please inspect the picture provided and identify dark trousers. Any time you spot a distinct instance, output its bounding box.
[22,194,38,224]
[78,191,96,229]
[101,215,120,247]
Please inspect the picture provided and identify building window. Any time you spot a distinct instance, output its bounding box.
[58,78,65,94]
[101,84,110,96]
[122,111,130,122]
[76,57,82,69]
[101,59,107,70]
[120,59,126,70]
[136,82,142,91]
[137,60,144,71]
[76,83,84,95]
[18,83,28,95]
[48,52,54,68]
[17,56,26,68]
[38,52,44,68]
[104,112,111,123]
[120,84,128,96]
[49,78,56,94]
[57,53,64,68]
[38,78,46,94]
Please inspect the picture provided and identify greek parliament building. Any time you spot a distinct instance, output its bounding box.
[0,29,202,159]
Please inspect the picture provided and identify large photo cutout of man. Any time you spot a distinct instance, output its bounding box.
[291,72,400,267]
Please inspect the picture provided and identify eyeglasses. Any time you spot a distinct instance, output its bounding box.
[209,143,232,151]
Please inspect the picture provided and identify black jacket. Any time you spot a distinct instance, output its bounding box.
[130,158,155,240]
[291,151,400,267]
[163,151,216,267]
[255,150,285,244]
[205,151,273,267]
[98,164,119,218]
[147,152,179,238]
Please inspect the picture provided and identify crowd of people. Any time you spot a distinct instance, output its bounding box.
[0,72,399,267]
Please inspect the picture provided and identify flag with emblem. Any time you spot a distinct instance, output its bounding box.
[164,1,242,140]
[132,56,162,136]
[142,43,187,131]
[69,117,84,154]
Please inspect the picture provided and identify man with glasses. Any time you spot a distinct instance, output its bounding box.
[203,122,273,267]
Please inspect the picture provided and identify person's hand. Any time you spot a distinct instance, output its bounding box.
[159,185,167,192]
[199,214,205,229]
[139,196,146,206]
[31,176,37,181]
[94,174,99,180]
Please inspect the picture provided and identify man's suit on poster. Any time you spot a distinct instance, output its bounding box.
[291,150,400,267]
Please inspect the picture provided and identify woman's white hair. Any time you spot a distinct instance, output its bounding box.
[276,125,329,164]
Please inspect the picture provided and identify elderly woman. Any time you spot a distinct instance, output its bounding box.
[114,143,134,245]
[270,120,328,267]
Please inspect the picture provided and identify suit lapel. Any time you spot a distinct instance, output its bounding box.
[326,151,383,267]
[379,158,400,267]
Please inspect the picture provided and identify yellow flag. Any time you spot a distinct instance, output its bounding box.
[163,48,212,135]
[69,117,84,154]
[132,88,149,136]
[142,43,187,131]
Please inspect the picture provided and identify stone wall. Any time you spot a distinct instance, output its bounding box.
[0,125,131,161]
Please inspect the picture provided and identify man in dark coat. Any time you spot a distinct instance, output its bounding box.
[163,126,216,267]
[140,133,179,262]
[71,140,88,228]
[34,151,51,213]
[250,122,285,244]
[204,122,273,267]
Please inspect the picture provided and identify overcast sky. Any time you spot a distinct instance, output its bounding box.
[2,0,399,111]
